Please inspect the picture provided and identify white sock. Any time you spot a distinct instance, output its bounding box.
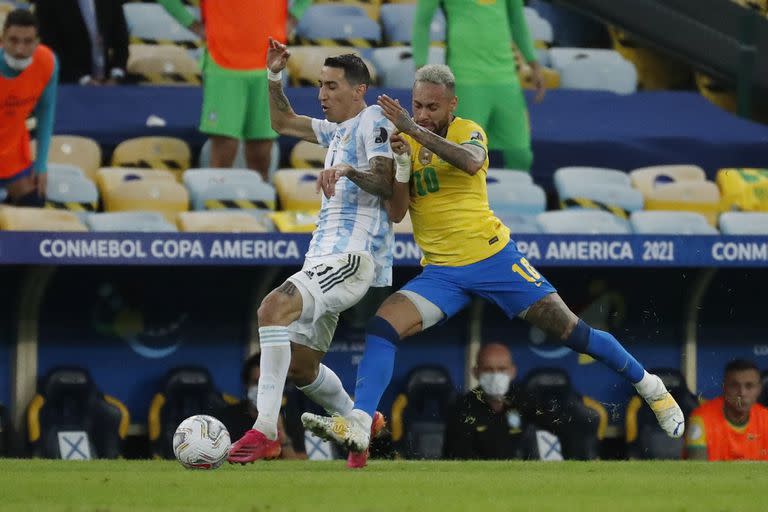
[253,326,291,440]
[351,408,373,433]
[633,371,663,399]
[297,364,354,416]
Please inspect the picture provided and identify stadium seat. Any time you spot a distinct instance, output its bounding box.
[379,4,446,46]
[45,173,99,213]
[719,212,768,234]
[486,168,534,187]
[177,210,273,233]
[126,45,201,85]
[294,5,381,47]
[96,168,176,198]
[537,210,631,234]
[274,169,322,210]
[286,47,377,86]
[488,183,547,216]
[33,136,102,181]
[0,207,88,232]
[548,48,637,94]
[497,213,542,234]
[695,72,737,114]
[198,139,280,180]
[315,0,382,20]
[390,365,456,460]
[269,211,319,233]
[629,165,706,197]
[625,369,700,459]
[630,211,718,235]
[148,367,236,459]
[111,137,192,177]
[521,368,607,460]
[26,367,129,459]
[123,3,200,50]
[643,181,722,226]
[48,163,86,181]
[393,211,414,234]
[195,181,277,211]
[554,166,630,190]
[102,180,189,224]
[86,212,178,232]
[289,141,329,169]
[608,26,692,90]
[183,168,263,209]
[370,47,445,88]
[558,183,644,219]
[523,6,554,47]
[716,168,768,212]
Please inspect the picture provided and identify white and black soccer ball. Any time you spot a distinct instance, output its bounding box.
[173,415,231,469]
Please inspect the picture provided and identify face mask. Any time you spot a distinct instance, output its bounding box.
[4,52,33,71]
[247,385,259,406]
[478,372,511,397]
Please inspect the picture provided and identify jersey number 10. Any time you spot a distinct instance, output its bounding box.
[412,167,440,196]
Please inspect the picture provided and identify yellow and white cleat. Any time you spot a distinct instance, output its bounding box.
[301,410,371,452]
[642,375,685,438]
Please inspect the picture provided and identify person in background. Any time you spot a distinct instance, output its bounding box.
[0,9,57,206]
[216,354,306,460]
[445,343,539,459]
[158,0,311,179]
[412,0,544,171]
[35,0,129,85]
[686,359,768,461]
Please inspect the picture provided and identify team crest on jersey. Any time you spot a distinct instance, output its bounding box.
[374,127,389,144]
[419,147,433,165]
[470,130,483,142]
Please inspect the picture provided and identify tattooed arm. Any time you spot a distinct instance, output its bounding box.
[406,125,486,176]
[317,156,395,200]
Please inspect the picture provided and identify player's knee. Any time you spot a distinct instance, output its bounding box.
[257,293,293,326]
[366,315,401,344]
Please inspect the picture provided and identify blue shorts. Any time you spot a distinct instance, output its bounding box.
[0,165,33,187]
[401,241,556,321]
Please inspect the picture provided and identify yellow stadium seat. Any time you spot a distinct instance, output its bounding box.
[177,211,272,233]
[32,136,102,181]
[127,44,201,85]
[629,165,706,196]
[644,181,722,226]
[608,26,691,90]
[287,46,377,86]
[318,0,381,19]
[717,168,768,212]
[274,169,322,210]
[111,136,191,178]
[695,72,737,114]
[289,141,328,169]
[0,206,87,232]
[103,180,189,223]
[269,211,319,233]
[96,167,176,198]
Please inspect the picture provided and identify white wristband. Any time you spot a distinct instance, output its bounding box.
[268,70,283,82]
[394,153,411,183]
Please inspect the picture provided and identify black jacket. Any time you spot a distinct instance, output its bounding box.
[35,0,129,83]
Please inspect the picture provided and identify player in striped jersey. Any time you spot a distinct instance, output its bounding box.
[228,39,392,463]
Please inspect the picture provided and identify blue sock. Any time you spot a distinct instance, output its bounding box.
[353,316,399,417]
[564,320,645,383]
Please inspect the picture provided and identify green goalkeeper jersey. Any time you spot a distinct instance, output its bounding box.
[412,0,538,85]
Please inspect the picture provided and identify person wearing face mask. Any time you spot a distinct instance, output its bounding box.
[444,343,540,460]
[686,359,768,461]
[215,354,307,460]
[0,9,58,207]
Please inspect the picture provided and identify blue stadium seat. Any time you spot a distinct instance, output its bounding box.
[296,5,381,46]
[86,212,178,232]
[548,48,637,94]
[497,213,542,234]
[46,173,99,213]
[194,181,277,211]
[523,6,554,46]
[48,162,86,180]
[486,168,534,186]
[123,3,199,48]
[183,168,264,210]
[554,166,630,190]
[379,4,445,46]
[370,47,445,88]
[489,183,546,216]
[719,212,768,234]
[630,211,718,235]
[558,182,644,218]
[537,210,631,234]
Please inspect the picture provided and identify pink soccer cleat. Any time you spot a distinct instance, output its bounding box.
[227,429,281,464]
[346,411,386,469]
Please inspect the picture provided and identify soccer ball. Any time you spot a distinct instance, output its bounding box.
[173,415,231,469]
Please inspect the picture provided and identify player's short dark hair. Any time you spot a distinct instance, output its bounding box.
[724,359,760,377]
[3,9,38,33]
[323,54,371,87]
[241,353,260,385]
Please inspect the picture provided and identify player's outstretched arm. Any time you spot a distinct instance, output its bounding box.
[316,157,394,200]
[378,95,485,176]
[267,37,317,142]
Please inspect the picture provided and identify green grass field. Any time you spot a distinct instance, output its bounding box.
[0,459,764,512]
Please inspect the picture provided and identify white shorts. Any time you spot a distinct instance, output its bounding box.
[286,252,374,352]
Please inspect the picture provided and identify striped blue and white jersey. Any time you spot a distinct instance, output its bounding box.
[309,105,394,287]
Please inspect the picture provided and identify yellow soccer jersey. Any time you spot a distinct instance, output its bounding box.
[403,117,510,266]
